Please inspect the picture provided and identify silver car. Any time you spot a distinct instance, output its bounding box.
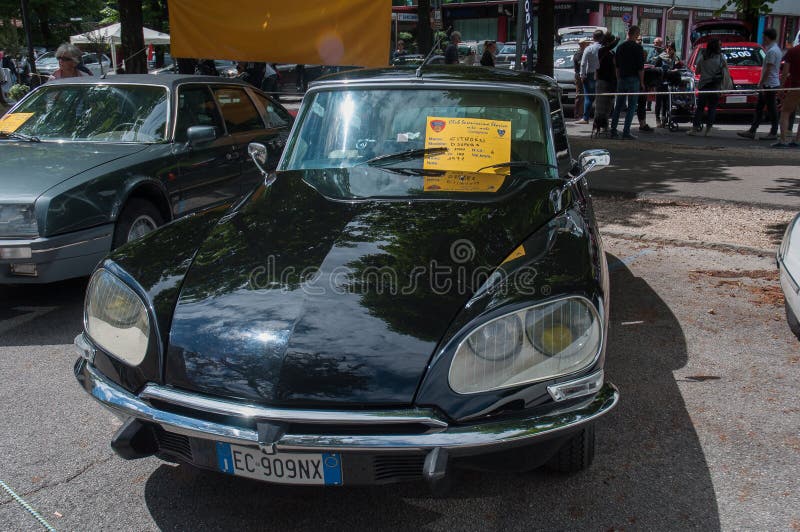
[778,214,800,340]
[553,43,580,107]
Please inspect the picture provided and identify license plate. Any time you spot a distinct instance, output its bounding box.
[216,442,342,485]
[726,95,747,104]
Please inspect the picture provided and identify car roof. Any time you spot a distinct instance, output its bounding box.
[313,65,559,90]
[45,74,254,90]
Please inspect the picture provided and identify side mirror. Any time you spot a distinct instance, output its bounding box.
[186,125,217,146]
[578,149,611,173]
[248,142,269,176]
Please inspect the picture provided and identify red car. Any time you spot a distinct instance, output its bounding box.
[687,20,764,113]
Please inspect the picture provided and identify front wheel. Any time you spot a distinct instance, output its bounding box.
[546,424,595,473]
[113,198,164,249]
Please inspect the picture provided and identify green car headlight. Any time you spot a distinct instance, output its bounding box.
[449,297,602,394]
[84,269,150,366]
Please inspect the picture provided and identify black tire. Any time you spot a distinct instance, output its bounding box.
[546,424,595,473]
[786,301,800,340]
[113,198,164,249]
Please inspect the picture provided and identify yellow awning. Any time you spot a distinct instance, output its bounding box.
[168,0,391,67]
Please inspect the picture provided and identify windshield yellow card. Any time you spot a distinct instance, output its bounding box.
[0,113,34,133]
[423,117,511,173]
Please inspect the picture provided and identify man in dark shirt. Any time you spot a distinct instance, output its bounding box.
[610,26,645,139]
[445,31,461,65]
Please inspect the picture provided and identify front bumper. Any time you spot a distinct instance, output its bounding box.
[0,223,113,283]
[75,353,618,460]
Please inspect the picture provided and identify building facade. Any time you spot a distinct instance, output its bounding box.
[392,0,800,59]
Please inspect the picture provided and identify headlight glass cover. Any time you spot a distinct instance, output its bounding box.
[85,269,150,366]
[449,297,602,394]
[0,204,38,237]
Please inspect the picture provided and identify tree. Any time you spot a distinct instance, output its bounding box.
[118,0,146,73]
[535,0,554,76]
[717,0,777,40]
[416,0,432,56]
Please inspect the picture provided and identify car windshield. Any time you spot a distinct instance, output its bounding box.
[283,88,552,179]
[7,84,169,142]
[499,45,516,55]
[554,47,578,67]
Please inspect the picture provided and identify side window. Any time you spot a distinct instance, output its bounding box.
[254,93,291,128]
[213,87,265,133]
[175,85,224,142]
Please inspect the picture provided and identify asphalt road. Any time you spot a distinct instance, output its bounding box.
[1,234,798,531]
[568,116,800,209]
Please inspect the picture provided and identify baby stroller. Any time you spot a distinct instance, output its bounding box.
[662,68,696,131]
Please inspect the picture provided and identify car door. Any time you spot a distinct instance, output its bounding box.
[244,90,293,192]
[211,85,284,195]
[173,84,241,216]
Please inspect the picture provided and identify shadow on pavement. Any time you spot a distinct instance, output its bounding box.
[142,255,720,531]
[0,277,87,346]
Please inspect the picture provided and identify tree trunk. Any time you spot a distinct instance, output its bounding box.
[416,0,433,56]
[535,0,554,76]
[118,0,147,74]
[32,5,51,47]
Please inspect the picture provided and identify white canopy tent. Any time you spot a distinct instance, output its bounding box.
[69,23,170,71]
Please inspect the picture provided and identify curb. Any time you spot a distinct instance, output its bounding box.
[601,230,774,257]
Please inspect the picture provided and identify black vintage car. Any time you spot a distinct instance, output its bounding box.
[75,66,617,489]
[0,75,292,283]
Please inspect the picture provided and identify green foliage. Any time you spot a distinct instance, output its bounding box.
[716,0,776,16]
[398,32,413,43]
[0,20,20,56]
[99,5,119,25]
[8,84,29,101]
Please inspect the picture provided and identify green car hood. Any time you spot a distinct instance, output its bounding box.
[0,141,149,201]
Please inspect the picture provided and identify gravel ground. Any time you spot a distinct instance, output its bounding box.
[594,195,796,252]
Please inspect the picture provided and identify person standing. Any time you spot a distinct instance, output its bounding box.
[578,29,604,124]
[393,39,408,62]
[687,38,726,136]
[480,40,496,67]
[445,31,461,65]
[654,43,679,127]
[48,44,90,81]
[610,26,645,139]
[594,32,620,135]
[773,41,800,147]
[648,37,665,63]
[737,28,783,140]
[573,39,590,119]
[635,35,653,132]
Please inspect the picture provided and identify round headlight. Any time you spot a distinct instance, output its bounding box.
[85,269,150,366]
[449,297,602,395]
[467,314,523,361]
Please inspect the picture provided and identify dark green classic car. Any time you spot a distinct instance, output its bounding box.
[0,74,292,283]
[75,66,617,490]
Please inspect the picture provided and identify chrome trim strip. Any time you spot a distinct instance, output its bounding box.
[76,359,618,455]
[30,233,112,254]
[139,385,449,429]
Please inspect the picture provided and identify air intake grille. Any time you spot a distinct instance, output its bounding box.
[153,426,193,462]
[373,455,425,482]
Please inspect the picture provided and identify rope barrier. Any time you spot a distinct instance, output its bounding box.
[578,86,800,97]
[0,478,57,532]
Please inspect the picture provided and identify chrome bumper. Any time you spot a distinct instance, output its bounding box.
[74,356,618,457]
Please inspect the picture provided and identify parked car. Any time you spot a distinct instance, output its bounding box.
[553,42,580,106]
[35,51,112,77]
[0,74,293,283]
[75,65,618,489]
[687,26,764,113]
[557,26,607,44]
[779,213,800,340]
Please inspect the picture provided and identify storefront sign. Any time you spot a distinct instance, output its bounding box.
[391,13,418,22]
[668,8,691,20]
[430,8,442,30]
[604,4,633,16]
[638,6,664,19]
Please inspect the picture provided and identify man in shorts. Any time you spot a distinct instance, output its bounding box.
[774,42,800,147]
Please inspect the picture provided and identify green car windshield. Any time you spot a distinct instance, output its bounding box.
[282,88,553,177]
[7,84,168,142]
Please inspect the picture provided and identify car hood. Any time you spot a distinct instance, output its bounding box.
[554,68,575,84]
[0,142,149,202]
[165,168,565,407]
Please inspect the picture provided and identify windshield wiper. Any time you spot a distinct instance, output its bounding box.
[477,161,557,173]
[358,147,448,167]
[0,130,41,142]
